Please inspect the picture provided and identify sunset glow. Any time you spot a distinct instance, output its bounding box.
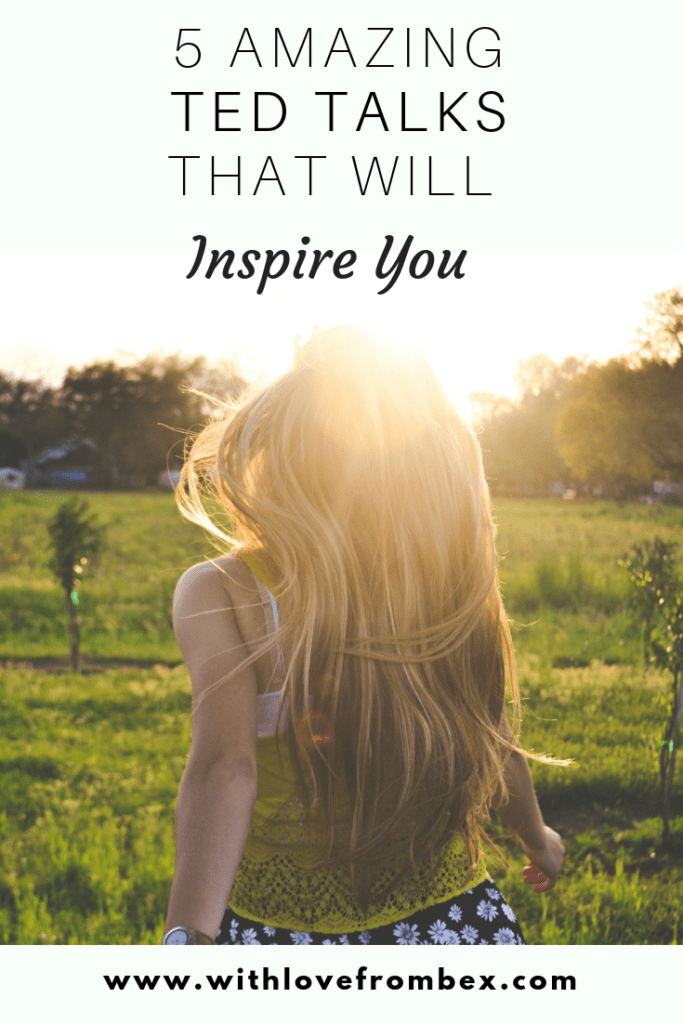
[1,252,681,422]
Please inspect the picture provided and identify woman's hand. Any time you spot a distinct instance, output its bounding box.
[520,826,565,892]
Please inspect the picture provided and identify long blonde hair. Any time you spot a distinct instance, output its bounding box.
[179,327,522,907]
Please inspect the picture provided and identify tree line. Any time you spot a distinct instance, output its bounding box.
[3,289,681,494]
[472,288,683,496]
[0,354,245,488]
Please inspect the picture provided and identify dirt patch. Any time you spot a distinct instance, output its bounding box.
[1,656,182,676]
[545,805,655,838]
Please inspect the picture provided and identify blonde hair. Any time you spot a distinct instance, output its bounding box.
[179,326,523,908]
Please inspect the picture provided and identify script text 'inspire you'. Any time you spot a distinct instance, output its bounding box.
[186,234,467,295]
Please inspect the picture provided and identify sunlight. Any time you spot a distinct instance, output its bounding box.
[272,260,479,421]
[1,253,681,425]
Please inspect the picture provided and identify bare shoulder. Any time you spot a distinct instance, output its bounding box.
[173,556,260,760]
[172,555,260,697]
[173,554,273,696]
[174,554,256,614]
[173,556,247,658]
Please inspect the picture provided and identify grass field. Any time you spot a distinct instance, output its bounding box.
[1,490,682,944]
[0,491,203,661]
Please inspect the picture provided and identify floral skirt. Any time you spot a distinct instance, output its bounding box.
[217,879,525,945]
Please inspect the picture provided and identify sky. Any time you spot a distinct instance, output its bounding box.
[1,251,681,418]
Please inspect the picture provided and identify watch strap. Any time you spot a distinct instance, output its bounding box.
[162,926,215,945]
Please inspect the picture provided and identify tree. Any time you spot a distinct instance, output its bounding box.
[633,288,683,364]
[47,497,106,672]
[557,287,683,490]
[0,355,248,487]
[0,373,66,476]
[557,357,683,487]
[471,355,586,492]
[515,353,587,400]
[58,354,247,487]
[59,362,138,486]
[619,538,679,664]
[0,429,27,469]
[651,594,683,843]
[185,357,247,408]
[621,539,683,844]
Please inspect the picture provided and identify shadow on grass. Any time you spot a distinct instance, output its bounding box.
[1,656,182,675]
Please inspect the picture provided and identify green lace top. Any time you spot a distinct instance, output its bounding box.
[228,736,486,932]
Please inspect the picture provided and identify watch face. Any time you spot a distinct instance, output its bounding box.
[164,928,190,945]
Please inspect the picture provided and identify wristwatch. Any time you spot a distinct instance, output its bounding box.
[162,926,214,945]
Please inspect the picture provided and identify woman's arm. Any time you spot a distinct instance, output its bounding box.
[165,560,259,940]
[494,749,565,891]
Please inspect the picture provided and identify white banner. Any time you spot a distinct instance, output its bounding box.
[2,0,683,250]
[2,945,676,1023]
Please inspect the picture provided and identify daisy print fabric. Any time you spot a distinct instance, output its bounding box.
[216,880,525,946]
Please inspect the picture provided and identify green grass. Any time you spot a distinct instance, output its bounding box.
[0,490,206,661]
[0,657,679,945]
[0,664,191,944]
[497,497,683,667]
[499,660,683,945]
[3,491,682,666]
[0,492,681,943]
[497,839,683,945]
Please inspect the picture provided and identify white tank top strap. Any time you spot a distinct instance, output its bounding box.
[248,569,288,738]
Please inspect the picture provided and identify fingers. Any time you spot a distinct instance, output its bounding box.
[521,864,555,893]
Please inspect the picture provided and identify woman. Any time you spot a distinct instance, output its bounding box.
[163,327,564,946]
